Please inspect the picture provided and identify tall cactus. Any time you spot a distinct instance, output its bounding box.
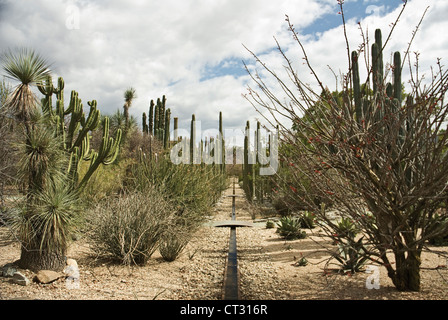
[148,99,154,135]
[164,108,171,150]
[243,120,253,202]
[190,114,196,164]
[219,111,225,173]
[142,112,148,134]
[37,75,121,189]
[352,28,415,185]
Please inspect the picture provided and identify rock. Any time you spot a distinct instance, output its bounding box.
[12,272,30,286]
[33,270,64,284]
[1,263,17,277]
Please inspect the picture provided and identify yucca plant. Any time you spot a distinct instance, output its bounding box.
[123,87,137,139]
[9,117,81,271]
[1,47,51,133]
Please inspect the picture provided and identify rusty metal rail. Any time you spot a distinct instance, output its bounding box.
[217,178,252,300]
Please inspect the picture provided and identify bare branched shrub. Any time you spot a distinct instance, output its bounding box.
[88,188,176,265]
[244,2,448,291]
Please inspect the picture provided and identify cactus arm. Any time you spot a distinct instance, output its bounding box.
[78,117,122,189]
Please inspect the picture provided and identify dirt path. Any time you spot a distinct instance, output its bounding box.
[1,178,448,300]
[0,179,285,300]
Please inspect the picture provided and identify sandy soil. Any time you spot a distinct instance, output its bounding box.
[1,181,448,300]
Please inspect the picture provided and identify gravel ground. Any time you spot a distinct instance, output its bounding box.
[1,181,448,300]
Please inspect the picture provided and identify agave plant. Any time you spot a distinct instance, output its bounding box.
[331,237,369,274]
[276,216,306,240]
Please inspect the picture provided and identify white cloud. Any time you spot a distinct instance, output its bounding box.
[0,0,446,138]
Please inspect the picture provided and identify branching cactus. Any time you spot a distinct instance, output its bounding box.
[78,116,121,187]
[37,75,121,189]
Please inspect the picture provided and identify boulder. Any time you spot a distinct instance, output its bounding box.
[12,272,30,286]
[33,270,64,284]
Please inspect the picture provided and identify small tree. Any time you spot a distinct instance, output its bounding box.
[244,2,448,291]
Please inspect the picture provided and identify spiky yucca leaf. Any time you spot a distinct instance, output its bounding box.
[1,48,52,123]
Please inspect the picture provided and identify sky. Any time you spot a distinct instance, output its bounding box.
[0,0,447,144]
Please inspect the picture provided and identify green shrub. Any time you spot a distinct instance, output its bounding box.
[127,155,227,218]
[88,188,175,265]
[276,216,306,240]
[158,225,191,262]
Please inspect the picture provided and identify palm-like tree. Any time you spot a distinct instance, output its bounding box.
[123,87,136,137]
[1,48,51,132]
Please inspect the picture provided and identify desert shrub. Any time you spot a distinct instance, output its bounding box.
[128,154,227,218]
[276,216,306,240]
[88,188,175,265]
[158,223,192,262]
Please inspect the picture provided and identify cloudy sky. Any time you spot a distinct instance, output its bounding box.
[0,0,446,140]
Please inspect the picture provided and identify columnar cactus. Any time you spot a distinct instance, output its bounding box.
[37,75,121,189]
[243,120,253,201]
[219,111,225,172]
[351,28,417,187]
[142,112,148,134]
[164,108,171,150]
[173,117,179,142]
[148,99,154,134]
[190,114,196,164]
